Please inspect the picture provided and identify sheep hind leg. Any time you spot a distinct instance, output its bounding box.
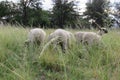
[83,41,89,45]
[59,42,66,53]
[33,41,41,48]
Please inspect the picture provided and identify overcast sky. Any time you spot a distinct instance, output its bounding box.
[0,0,119,10]
[42,0,120,10]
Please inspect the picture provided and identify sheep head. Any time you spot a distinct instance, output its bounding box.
[97,28,108,36]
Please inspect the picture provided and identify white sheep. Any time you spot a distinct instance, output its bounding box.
[48,29,74,52]
[74,28,108,45]
[74,32,85,44]
[25,28,46,46]
[66,31,76,48]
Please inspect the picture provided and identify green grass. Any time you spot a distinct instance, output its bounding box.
[0,26,120,80]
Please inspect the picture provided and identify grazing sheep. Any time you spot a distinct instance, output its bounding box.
[25,28,46,46]
[66,31,76,48]
[74,28,108,45]
[97,28,108,36]
[48,29,74,52]
[74,32,85,44]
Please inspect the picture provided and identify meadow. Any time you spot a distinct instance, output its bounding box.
[0,25,120,80]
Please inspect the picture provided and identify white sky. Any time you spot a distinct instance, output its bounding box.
[0,0,119,11]
[42,0,120,10]
[42,0,88,11]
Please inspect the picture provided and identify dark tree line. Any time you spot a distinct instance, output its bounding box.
[0,0,118,29]
[0,0,51,27]
[52,0,79,28]
[83,0,110,28]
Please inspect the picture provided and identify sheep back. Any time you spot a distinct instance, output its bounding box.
[27,28,46,45]
[82,32,101,45]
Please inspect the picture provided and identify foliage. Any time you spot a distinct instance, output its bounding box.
[0,0,118,29]
[115,2,120,13]
[84,0,110,28]
[52,0,79,28]
[0,0,51,27]
[0,1,9,18]
[0,1,17,23]
[19,0,43,26]
[27,8,51,27]
[114,2,120,20]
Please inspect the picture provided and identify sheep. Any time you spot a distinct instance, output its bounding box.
[25,28,46,46]
[82,32,102,45]
[74,32,85,44]
[48,29,74,52]
[74,28,108,45]
[66,31,76,48]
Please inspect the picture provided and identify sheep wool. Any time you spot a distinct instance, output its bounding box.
[74,32,85,44]
[82,32,101,45]
[74,28,108,45]
[48,29,74,52]
[25,28,46,46]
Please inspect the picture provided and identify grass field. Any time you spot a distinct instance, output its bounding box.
[0,26,120,80]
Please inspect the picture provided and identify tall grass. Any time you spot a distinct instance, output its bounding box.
[0,26,120,80]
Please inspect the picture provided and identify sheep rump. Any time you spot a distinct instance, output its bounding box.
[82,32,101,45]
[74,28,108,45]
[25,28,46,46]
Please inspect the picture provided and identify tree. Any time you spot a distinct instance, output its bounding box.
[0,0,51,27]
[113,2,120,27]
[19,0,42,26]
[0,1,18,24]
[115,2,120,20]
[52,0,79,28]
[84,0,110,28]
[0,1,9,18]
[115,2,120,14]
[27,8,51,27]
